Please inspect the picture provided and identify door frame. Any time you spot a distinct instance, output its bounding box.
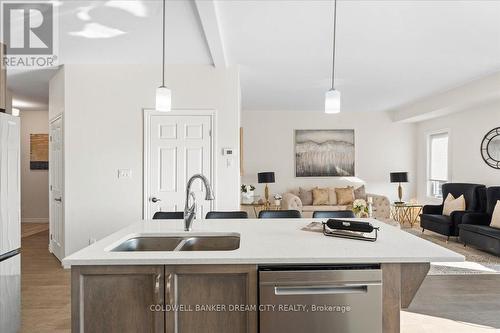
[48,114,64,260]
[143,109,216,219]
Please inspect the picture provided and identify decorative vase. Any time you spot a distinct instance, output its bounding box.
[241,191,254,204]
[355,211,368,218]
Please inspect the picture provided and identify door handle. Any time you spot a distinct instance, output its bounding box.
[165,274,174,305]
[273,284,375,296]
[154,274,161,304]
[151,197,161,203]
[54,197,62,202]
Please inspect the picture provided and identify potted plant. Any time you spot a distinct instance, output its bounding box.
[241,184,256,204]
[352,199,369,218]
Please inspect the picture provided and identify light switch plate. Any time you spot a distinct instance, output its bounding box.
[118,169,132,179]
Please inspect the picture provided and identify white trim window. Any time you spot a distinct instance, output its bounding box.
[427,131,449,198]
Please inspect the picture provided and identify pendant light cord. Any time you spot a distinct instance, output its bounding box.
[161,0,166,86]
[331,0,338,90]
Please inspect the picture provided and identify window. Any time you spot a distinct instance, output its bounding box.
[428,131,449,198]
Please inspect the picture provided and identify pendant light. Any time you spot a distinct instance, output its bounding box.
[156,0,171,112]
[325,0,340,114]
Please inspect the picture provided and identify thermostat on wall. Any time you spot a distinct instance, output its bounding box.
[222,148,234,156]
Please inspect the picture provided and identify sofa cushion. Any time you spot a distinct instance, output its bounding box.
[460,224,500,241]
[298,187,313,205]
[336,187,355,205]
[354,185,367,200]
[328,187,337,205]
[421,214,452,225]
[312,188,329,205]
[443,193,465,216]
[491,200,500,229]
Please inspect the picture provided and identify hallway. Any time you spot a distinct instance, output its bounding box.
[21,227,70,333]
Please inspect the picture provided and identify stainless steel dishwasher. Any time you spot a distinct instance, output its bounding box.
[259,265,382,333]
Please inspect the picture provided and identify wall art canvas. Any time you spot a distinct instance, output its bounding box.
[30,134,49,170]
[295,129,355,177]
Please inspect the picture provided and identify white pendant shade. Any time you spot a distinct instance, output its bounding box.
[325,89,341,114]
[156,86,172,112]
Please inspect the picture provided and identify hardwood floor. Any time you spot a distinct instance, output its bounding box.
[20,229,500,333]
[21,229,71,333]
[403,275,500,332]
[21,223,49,239]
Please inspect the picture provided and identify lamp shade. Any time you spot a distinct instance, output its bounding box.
[258,172,275,184]
[390,172,408,183]
[325,89,341,114]
[156,86,172,112]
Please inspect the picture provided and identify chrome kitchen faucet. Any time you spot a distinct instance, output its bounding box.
[184,174,215,231]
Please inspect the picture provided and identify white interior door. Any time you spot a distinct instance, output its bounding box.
[145,113,213,219]
[49,116,64,260]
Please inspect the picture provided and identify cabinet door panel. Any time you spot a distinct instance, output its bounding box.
[166,265,257,333]
[72,265,164,333]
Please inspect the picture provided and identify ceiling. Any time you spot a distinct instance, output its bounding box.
[7,0,500,113]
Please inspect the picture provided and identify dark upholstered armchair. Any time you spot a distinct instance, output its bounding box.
[459,187,500,256]
[420,183,486,241]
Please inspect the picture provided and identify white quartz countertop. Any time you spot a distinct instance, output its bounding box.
[62,218,464,266]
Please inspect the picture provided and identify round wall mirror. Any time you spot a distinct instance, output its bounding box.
[481,127,500,169]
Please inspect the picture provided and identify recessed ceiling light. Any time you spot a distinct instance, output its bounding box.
[105,0,147,18]
[69,22,126,39]
[76,6,95,21]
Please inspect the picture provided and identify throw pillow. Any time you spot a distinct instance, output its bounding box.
[354,185,367,200]
[298,187,313,206]
[328,187,337,205]
[335,187,355,205]
[312,188,329,205]
[490,201,500,229]
[442,193,466,216]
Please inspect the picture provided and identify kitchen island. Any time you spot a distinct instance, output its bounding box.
[63,218,463,333]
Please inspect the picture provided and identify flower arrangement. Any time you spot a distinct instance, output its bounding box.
[352,199,369,218]
[241,184,256,204]
[273,194,283,207]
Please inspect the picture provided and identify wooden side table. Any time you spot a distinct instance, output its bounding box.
[240,203,281,218]
[391,203,423,227]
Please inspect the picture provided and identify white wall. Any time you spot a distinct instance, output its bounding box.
[19,110,49,223]
[48,68,65,120]
[242,111,417,202]
[416,100,500,204]
[58,64,240,255]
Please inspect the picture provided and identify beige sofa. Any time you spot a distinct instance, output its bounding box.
[281,190,392,222]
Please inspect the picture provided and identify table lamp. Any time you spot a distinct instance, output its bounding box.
[258,172,275,207]
[390,172,408,204]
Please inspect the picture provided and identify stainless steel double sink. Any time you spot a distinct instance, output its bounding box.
[110,234,240,252]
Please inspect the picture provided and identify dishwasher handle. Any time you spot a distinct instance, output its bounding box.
[273,284,376,296]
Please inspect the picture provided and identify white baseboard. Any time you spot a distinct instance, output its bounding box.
[22,217,49,223]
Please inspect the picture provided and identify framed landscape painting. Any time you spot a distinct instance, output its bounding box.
[30,134,49,170]
[295,129,355,177]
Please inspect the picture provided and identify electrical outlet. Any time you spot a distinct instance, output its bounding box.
[118,169,132,179]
